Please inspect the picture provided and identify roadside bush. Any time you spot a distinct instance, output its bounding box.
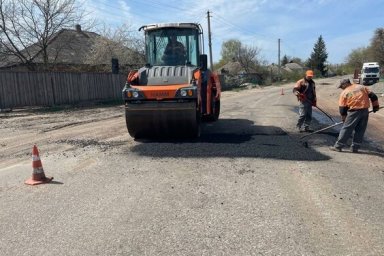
[281,71,303,83]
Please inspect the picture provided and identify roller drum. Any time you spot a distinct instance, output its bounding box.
[125,101,200,139]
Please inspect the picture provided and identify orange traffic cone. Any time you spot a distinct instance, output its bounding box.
[281,88,284,95]
[25,145,53,185]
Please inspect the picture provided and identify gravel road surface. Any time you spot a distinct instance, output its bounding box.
[1,76,384,256]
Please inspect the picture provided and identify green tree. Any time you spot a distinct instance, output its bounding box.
[214,39,241,69]
[280,55,303,66]
[345,47,368,69]
[220,39,242,63]
[290,57,303,65]
[215,39,263,73]
[368,28,384,66]
[281,55,289,66]
[307,35,328,76]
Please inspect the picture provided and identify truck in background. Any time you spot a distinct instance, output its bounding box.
[359,62,380,85]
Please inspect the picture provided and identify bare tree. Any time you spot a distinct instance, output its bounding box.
[0,0,89,70]
[237,44,262,73]
[85,23,145,70]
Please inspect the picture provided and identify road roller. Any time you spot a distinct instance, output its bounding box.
[122,23,221,139]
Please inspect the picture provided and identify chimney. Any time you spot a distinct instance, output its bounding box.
[75,24,81,32]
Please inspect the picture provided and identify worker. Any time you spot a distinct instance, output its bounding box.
[162,35,186,65]
[329,78,380,153]
[293,69,317,132]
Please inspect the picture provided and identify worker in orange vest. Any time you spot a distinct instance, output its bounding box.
[293,70,317,132]
[329,78,380,153]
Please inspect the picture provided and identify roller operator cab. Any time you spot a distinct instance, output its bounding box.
[122,23,221,139]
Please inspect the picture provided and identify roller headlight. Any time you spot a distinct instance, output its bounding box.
[176,87,196,98]
[132,91,139,98]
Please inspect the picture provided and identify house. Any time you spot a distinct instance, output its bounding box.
[218,61,243,75]
[0,25,101,71]
[0,25,143,73]
[282,62,304,73]
[217,61,263,88]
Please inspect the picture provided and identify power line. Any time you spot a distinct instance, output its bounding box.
[88,0,203,24]
[213,13,276,40]
[211,13,282,57]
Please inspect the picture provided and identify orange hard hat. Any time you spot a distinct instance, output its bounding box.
[306,70,314,77]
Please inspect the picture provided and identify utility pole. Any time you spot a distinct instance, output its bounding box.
[278,38,281,81]
[207,10,214,71]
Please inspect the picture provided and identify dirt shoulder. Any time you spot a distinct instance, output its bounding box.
[0,104,130,169]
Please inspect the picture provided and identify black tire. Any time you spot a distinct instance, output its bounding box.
[202,96,220,122]
[125,107,137,138]
[193,110,201,138]
[206,95,220,122]
[212,99,220,121]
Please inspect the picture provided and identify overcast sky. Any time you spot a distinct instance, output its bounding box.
[84,0,384,65]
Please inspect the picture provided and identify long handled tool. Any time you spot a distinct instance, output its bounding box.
[300,121,343,139]
[314,105,337,123]
[300,106,383,139]
[302,98,337,123]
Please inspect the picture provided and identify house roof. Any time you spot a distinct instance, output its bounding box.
[33,27,101,64]
[284,62,304,71]
[0,25,102,68]
[218,61,243,74]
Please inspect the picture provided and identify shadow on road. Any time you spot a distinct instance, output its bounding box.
[128,118,331,161]
[302,130,384,158]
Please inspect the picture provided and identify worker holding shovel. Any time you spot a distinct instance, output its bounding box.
[329,78,380,153]
[293,70,317,132]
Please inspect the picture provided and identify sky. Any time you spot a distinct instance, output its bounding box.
[83,0,384,65]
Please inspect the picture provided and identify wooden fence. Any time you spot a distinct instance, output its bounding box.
[0,72,127,109]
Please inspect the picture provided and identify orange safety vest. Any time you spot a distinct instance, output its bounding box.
[338,84,373,110]
[293,78,316,102]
